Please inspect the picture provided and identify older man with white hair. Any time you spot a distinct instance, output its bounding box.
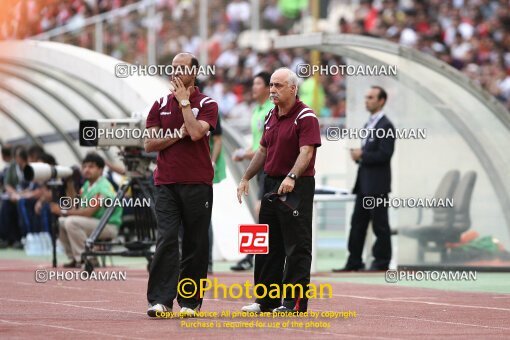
[237,67,321,313]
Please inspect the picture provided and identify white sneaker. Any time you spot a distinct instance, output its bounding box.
[241,303,262,312]
[180,306,200,318]
[147,303,171,318]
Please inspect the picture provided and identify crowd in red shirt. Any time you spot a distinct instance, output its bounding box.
[2,0,510,117]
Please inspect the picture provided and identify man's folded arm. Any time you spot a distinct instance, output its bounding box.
[144,126,182,152]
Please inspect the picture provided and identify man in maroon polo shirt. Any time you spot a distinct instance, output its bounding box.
[237,67,321,313]
[144,53,218,318]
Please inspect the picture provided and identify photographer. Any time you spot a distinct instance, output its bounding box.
[50,152,122,268]
[34,154,77,253]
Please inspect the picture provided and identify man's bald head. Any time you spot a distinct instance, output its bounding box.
[172,53,198,66]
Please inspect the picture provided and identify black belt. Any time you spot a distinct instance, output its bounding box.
[266,175,286,181]
[266,175,314,180]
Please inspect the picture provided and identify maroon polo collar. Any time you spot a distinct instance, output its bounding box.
[273,96,302,120]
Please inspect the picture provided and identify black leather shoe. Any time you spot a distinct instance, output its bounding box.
[368,266,389,271]
[10,241,23,250]
[230,258,253,271]
[63,260,81,268]
[273,306,295,314]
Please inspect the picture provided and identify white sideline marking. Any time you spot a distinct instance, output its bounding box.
[0,279,139,296]
[332,294,510,312]
[2,275,508,335]
[59,300,109,303]
[381,296,437,300]
[362,314,510,331]
[0,297,393,339]
[0,319,144,339]
[214,296,508,332]
[0,297,145,315]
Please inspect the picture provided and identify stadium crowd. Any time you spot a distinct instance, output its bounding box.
[2,0,510,115]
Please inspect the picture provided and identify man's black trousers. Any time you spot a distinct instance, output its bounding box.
[254,175,315,312]
[147,183,212,309]
[346,194,392,270]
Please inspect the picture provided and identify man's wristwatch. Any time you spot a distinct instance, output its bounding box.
[287,172,297,180]
[180,99,190,107]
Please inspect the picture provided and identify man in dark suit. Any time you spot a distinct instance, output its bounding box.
[334,86,395,271]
